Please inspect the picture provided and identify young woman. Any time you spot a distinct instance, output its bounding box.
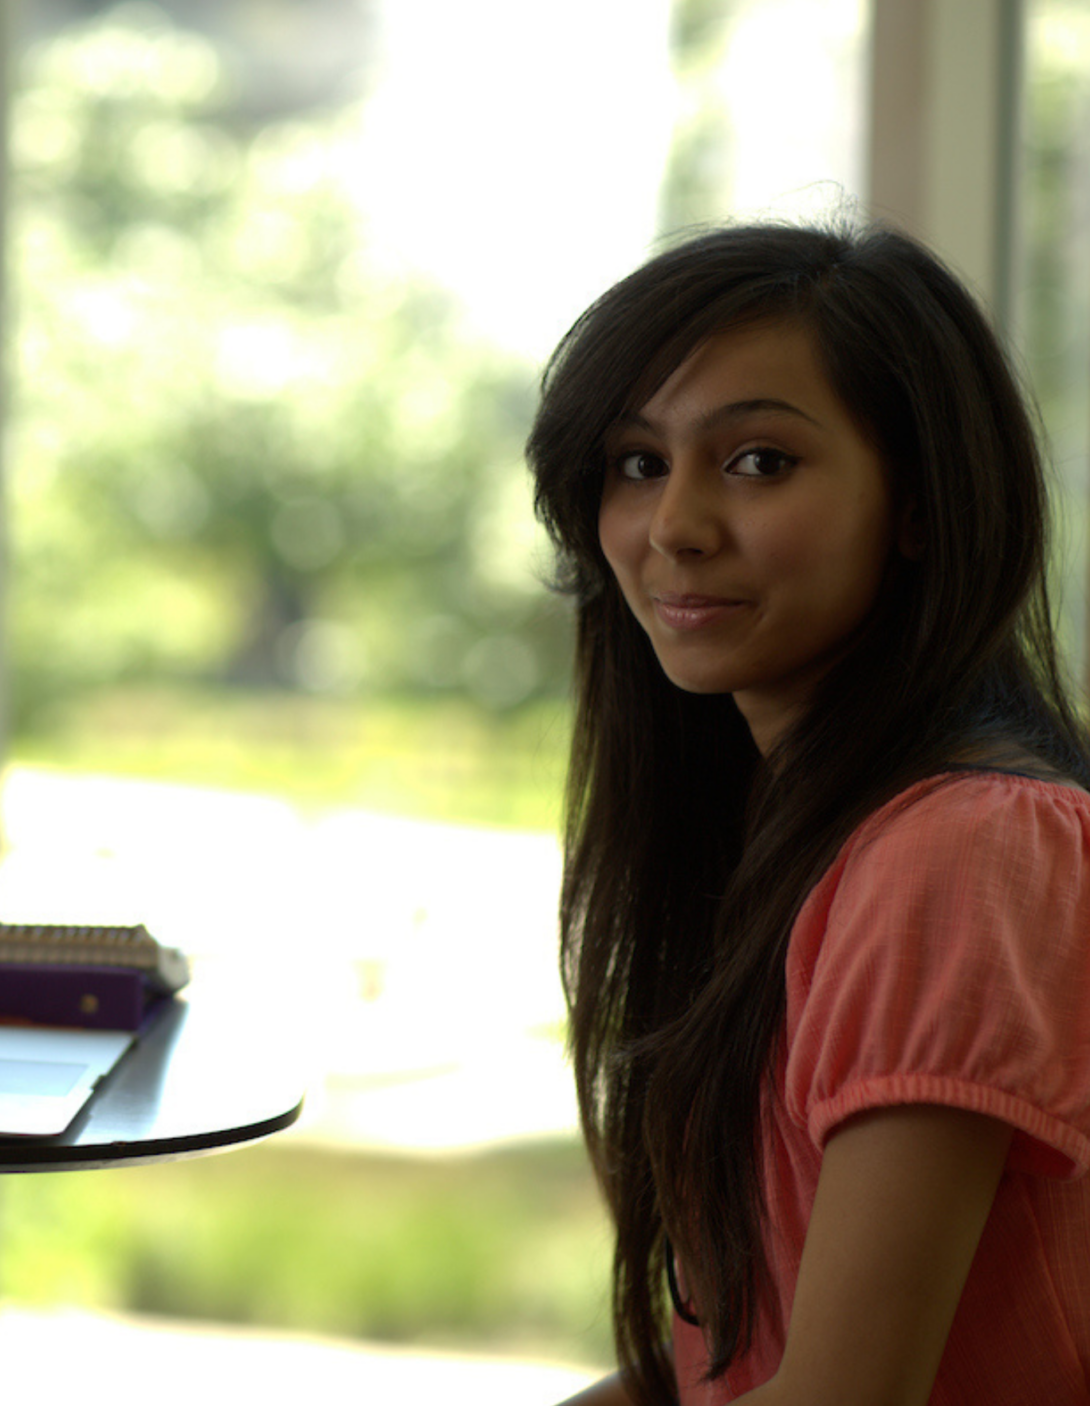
[526,223,1090,1405]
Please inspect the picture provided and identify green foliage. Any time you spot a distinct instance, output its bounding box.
[1017,4,1090,680]
[0,1140,614,1366]
[657,0,737,235]
[1020,5,1090,422]
[9,11,569,728]
[14,684,571,831]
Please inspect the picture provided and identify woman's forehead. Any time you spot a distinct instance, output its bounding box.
[616,314,817,422]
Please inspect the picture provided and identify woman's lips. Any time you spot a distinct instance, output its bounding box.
[651,592,750,631]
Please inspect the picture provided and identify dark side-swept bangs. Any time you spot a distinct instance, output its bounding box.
[529,220,1045,647]
[527,223,853,599]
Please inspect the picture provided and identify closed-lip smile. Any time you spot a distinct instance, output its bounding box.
[653,590,748,607]
[650,591,751,632]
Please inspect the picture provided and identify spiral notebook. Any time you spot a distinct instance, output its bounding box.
[0,922,188,1136]
[0,922,190,993]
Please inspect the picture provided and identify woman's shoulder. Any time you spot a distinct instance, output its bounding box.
[852,767,1090,853]
[809,768,1090,913]
[789,767,1090,1035]
[786,767,1090,1177]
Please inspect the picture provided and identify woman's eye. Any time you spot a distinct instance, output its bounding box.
[728,448,796,478]
[616,451,667,481]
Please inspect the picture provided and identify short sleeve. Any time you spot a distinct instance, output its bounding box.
[784,777,1090,1179]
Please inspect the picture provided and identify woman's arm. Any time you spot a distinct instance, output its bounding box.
[736,1103,1012,1406]
[553,1373,634,1406]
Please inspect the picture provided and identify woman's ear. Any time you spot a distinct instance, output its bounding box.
[897,498,926,561]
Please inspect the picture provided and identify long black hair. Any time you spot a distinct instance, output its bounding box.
[526,221,1090,1405]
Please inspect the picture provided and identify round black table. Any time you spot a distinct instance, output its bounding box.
[0,982,305,1172]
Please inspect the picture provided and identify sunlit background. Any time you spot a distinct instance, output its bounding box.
[0,1,1088,1401]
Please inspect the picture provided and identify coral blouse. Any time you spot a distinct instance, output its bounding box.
[672,772,1090,1404]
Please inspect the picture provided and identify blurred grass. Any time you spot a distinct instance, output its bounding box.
[11,685,573,832]
[0,1139,613,1367]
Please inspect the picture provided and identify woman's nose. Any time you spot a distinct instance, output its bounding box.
[648,465,723,560]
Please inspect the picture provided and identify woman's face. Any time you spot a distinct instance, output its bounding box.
[598,319,912,754]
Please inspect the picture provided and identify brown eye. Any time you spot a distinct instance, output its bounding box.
[617,451,668,481]
[728,448,797,478]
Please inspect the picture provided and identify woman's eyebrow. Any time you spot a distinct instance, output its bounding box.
[617,397,825,434]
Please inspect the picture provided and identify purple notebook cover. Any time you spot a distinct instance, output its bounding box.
[0,965,164,1030]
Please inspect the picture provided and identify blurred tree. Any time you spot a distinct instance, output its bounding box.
[656,0,737,234]
[9,11,568,724]
[1018,3,1090,689]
